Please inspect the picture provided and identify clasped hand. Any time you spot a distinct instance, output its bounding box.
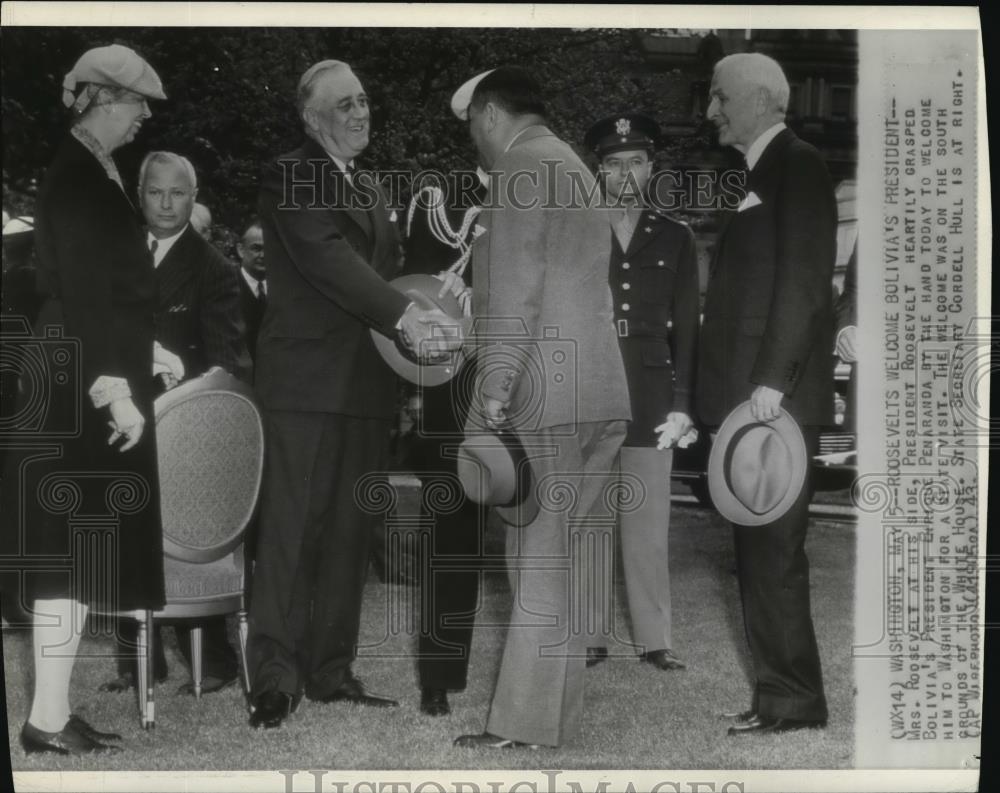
[398,303,462,362]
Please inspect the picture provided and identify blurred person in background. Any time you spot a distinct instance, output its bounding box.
[190,201,212,237]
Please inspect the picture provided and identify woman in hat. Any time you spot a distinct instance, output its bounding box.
[9,44,167,755]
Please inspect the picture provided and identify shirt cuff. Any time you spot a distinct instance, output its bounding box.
[89,376,131,408]
[394,301,415,331]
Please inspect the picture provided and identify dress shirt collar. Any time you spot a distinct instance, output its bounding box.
[745,122,787,170]
[241,267,266,296]
[148,225,188,268]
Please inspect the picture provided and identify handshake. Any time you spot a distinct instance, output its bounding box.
[395,271,468,363]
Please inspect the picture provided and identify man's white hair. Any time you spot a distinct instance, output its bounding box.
[296,59,351,117]
[138,151,198,191]
[716,53,790,113]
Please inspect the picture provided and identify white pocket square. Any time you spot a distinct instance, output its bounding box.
[737,191,762,212]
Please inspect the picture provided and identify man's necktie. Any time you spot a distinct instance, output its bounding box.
[257,281,267,311]
[150,238,158,254]
[614,208,635,251]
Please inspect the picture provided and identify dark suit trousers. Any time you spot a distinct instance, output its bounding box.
[416,477,486,691]
[733,426,828,722]
[247,410,389,700]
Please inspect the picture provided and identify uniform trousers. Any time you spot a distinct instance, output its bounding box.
[733,425,828,721]
[486,420,626,747]
[617,446,675,654]
[247,410,389,700]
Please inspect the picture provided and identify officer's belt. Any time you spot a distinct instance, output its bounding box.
[616,318,672,339]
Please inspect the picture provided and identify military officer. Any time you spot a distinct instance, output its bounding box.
[584,113,700,672]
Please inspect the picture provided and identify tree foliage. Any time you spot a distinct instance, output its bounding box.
[2,27,708,237]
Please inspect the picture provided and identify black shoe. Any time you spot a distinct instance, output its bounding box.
[248,690,295,730]
[720,708,757,722]
[586,647,608,668]
[640,649,686,670]
[313,674,399,708]
[20,720,121,755]
[453,731,539,749]
[420,687,451,716]
[177,675,238,696]
[98,669,167,693]
[727,715,827,735]
[68,714,122,742]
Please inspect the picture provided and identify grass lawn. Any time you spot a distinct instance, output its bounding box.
[4,501,855,772]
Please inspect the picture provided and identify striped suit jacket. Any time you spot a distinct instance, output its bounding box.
[153,225,252,383]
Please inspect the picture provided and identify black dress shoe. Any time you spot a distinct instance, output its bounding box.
[248,690,295,729]
[640,649,686,670]
[177,675,238,696]
[314,675,399,708]
[586,647,608,668]
[420,687,450,716]
[720,708,757,722]
[98,669,167,693]
[20,720,121,755]
[453,731,539,749]
[68,714,122,742]
[727,715,827,735]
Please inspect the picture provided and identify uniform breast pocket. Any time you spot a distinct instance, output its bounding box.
[639,262,677,302]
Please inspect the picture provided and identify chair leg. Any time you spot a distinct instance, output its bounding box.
[237,607,251,697]
[191,626,203,699]
[136,616,147,727]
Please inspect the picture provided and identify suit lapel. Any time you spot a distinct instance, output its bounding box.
[155,228,196,306]
[299,138,375,244]
[710,129,794,280]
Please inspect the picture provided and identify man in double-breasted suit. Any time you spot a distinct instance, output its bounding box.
[697,53,836,735]
[245,60,461,730]
[100,151,251,696]
[451,66,631,749]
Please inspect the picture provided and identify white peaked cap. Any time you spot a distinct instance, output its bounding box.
[450,69,496,121]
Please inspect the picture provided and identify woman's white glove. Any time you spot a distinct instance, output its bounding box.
[654,411,698,450]
[152,341,185,389]
[107,397,145,451]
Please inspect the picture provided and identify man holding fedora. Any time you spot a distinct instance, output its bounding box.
[697,53,836,735]
[450,66,631,749]
[245,59,462,729]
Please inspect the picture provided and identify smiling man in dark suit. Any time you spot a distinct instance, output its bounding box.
[245,59,462,730]
[697,53,836,736]
[99,151,251,697]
